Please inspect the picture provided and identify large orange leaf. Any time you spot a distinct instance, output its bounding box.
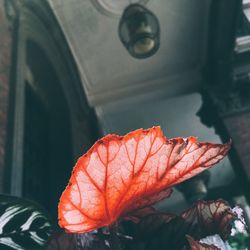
[58,126,230,233]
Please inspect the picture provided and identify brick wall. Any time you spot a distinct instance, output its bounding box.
[0,1,12,193]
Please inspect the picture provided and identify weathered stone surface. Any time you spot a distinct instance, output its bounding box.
[0,1,12,193]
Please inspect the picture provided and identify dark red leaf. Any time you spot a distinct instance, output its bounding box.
[45,231,77,250]
[58,126,230,233]
[186,235,220,250]
[181,199,237,240]
[45,231,109,250]
[127,200,236,250]
[134,212,177,239]
[123,207,158,223]
[134,216,190,250]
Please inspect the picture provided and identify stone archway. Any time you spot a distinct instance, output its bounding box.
[4,0,99,218]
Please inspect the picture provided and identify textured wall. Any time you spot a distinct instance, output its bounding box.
[224,113,250,184]
[0,1,12,193]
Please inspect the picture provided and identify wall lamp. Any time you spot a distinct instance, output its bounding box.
[118,4,160,59]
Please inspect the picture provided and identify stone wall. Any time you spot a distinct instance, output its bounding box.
[0,1,12,193]
[224,113,250,188]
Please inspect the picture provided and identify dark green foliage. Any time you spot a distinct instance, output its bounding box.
[0,195,52,250]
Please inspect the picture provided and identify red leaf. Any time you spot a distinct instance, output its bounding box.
[58,126,230,233]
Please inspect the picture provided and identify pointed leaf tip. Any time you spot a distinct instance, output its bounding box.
[58,127,230,233]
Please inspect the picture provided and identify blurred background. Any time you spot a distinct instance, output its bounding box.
[0,0,250,225]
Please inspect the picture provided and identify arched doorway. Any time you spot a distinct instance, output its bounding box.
[5,1,99,220]
[23,41,73,217]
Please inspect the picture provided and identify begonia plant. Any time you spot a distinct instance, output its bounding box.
[54,126,244,250]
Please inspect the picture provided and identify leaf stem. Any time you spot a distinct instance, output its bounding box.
[109,223,122,250]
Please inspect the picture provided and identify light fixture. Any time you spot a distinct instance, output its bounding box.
[118,4,160,59]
